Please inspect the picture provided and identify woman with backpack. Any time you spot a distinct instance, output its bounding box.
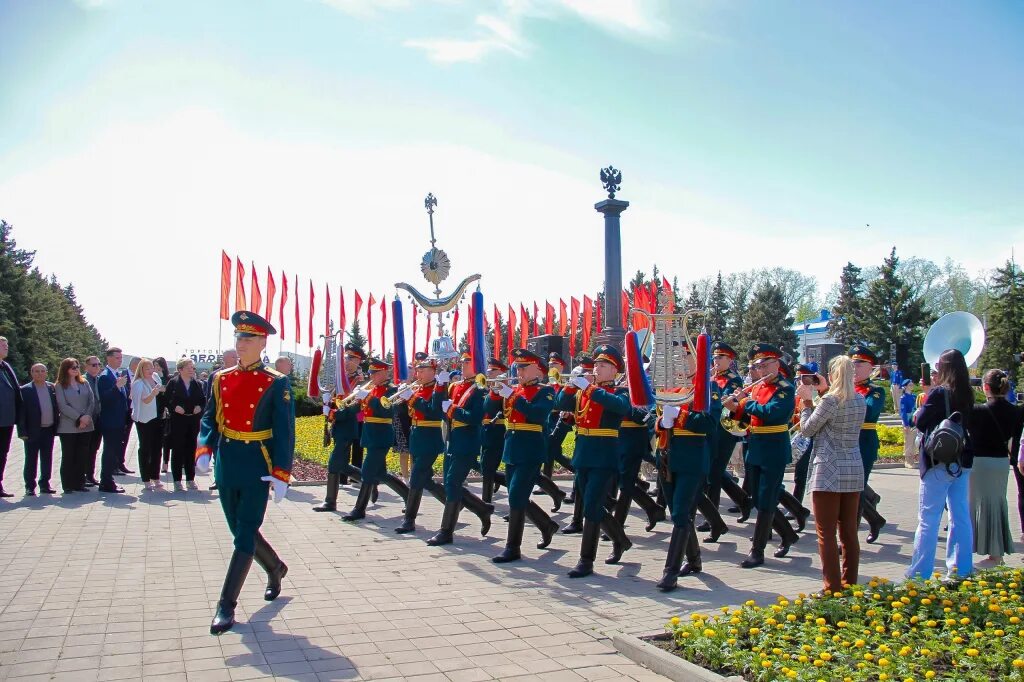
[907,348,975,581]
[969,369,1022,564]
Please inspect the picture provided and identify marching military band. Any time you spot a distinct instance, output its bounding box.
[200,309,897,633]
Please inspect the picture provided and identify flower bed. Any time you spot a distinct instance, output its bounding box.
[663,568,1024,681]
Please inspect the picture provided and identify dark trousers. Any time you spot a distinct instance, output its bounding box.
[135,419,163,482]
[1013,464,1024,535]
[99,427,123,487]
[812,491,860,593]
[24,425,56,491]
[219,483,270,554]
[58,432,91,492]
[169,416,200,482]
[575,466,616,522]
[86,430,101,481]
[0,425,12,486]
[120,418,133,468]
[793,448,811,504]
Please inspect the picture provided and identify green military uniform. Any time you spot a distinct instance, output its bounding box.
[611,386,664,533]
[492,349,560,563]
[707,342,745,508]
[396,352,448,534]
[652,401,712,591]
[198,311,293,634]
[478,359,508,503]
[851,345,888,543]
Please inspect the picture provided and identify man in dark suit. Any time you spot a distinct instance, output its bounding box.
[204,349,237,491]
[120,356,140,474]
[83,355,103,486]
[0,336,22,498]
[17,363,58,496]
[97,347,131,493]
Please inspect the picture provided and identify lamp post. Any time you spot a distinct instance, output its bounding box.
[593,166,629,351]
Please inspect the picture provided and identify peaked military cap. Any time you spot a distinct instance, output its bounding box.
[548,352,565,368]
[712,341,737,359]
[413,351,436,369]
[577,354,595,371]
[512,348,547,372]
[795,363,815,376]
[488,357,509,372]
[592,344,624,372]
[368,357,391,372]
[748,343,783,364]
[344,342,367,360]
[459,351,473,363]
[848,344,878,364]
[232,310,276,338]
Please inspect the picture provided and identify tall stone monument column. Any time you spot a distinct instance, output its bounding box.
[593,166,629,351]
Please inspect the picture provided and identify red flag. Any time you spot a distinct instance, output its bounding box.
[582,296,593,351]
[520,304,529,345]
[308,280,315,348]
[596,295,603,331]
[325,284,331,337]
[234,258,246,312]
[453,305,460,345]
[532,301,539,337]
[354,290,363,327]
[622,290,630,331]
[412,305,418,356]
[559,299,568,336]
[265,268,276,322]
[367,293,376,355]
[379,297,387,357]
[293,274,300,344]
[508,305,516,360]
[631,285,646,331]
[569,297,580,357]
[250,263,262,314]
[424,312,431,354]
[545,301,554,335]
[219,252,231,320]
[493,304,502,362]
[279,271,288,341]
[663,276,674,313]
[649,281,659,312]
[339,287,347,336]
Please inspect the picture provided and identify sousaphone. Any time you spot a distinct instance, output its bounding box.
[923,311,985,367]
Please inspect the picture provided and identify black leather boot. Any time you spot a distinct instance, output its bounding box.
[493,508,525,563]
[535,475,566,512]
[210,550,253,634]
[564,479,577,505]
[611,491,631,528]
[461,489,494,536]
[370,485,378,504]
[723,476,751,522]
[861,495,887,544]
[632,488,667,532]
[396,488,422,534]
[481,472,495,504]
[343,482,373,522]
[679,525,702,577]
[696,493,728,542]
[656,524,688,591]
[313,473,339,512]
[741,512,772,568]
[561,489,584,534]
[427,500,460,546]
[568,520,599,578]
[253,533,287,601]
[779,489,810,532]
[526,501,559,549]
[602,515,633,564]
[772,509,799,558]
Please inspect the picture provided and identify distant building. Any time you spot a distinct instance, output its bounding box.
[792,309,842,369]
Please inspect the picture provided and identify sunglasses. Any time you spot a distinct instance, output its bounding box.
[70,364,80,370]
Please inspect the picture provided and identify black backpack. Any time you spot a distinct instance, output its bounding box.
[923,390,965,469]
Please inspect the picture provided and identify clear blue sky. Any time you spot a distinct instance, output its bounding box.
[1,0,1021,355]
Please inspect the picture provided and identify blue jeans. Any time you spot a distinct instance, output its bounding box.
[906,465,973,580]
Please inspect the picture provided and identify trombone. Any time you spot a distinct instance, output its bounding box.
[384,380,424,407]
[335,379,375,408]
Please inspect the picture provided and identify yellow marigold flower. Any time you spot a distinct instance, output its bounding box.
[910,616,919,624]
[730,617,740,625]
[966,649,979,657]
[921,598,932,605]
[857,662,866,669]
[821,652,832,661]
[815,636,825,644]
[798,655,809,663]
[960,606,970,613]
[960,617,971,625]
[772,648,782,655]
[766,618,778,626]
[670,616,680,625]
[851,605,862,612]
[727,638,736,645]
[892,613,903,622]
[996,629,1005,636]
[854,591,864,598]
[703,629,716,637]
[745,599,756,606]
[990,604,1002,612]
[749,627,760,635]
[878,658,890,667]
[869,580,879,587]
[899,646,912,656]
[925,672,936,679]
[786,672,797,679]
[720,606,730,613]
[1012,659,1024,668]
[787,614,797,622]
[855,639,866,647]
[815,617,826,625]
[926,620,938,627]
[946,619,956,626]
[681,632,691,638]
[879,673,889,681]
[762,660,772,668]
[921,648,931,655]
[952,636,964,644]
[864,653,874,660]
[802,644,813,652]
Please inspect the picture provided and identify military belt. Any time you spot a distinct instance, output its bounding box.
[364,417,391,424]
[507,423,542,433]
[451,420,467,429]
[412,420,442,428]
[620,422,646,429]
[576,427,618,437]
[672,428,703,437]
[861,423,878,430]
[750,424,789,434]
[222,427,272,442]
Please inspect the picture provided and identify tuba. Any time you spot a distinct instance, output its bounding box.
[923,311,986,367]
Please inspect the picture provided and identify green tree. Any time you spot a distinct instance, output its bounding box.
[828,262,866,346]
[860,247,932,373]
[740,283,798,358]
[347,320,368,356]
[727,288,749,351]
[684,283,702,311]
[706,272,729,341]
[981,260,1024,381]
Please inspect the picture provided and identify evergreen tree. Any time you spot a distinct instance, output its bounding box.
[727,288,749,350]
[740,283,798,358]
[860,247,931,373]
[347,320,368,355]
[981,260,1024,381]
[706,272,729,341]
[828,262,866,346]
[684,283,702,311]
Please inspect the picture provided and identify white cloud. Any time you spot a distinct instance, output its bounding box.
[316,0,410,17]
[553,0,670,39]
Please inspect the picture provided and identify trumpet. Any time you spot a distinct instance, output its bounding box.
[335,379,375,408]
[384,381,424,407]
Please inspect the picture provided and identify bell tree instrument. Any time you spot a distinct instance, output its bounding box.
[625,307,712,410]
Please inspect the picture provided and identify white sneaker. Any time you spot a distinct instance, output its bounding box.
[186,481,199,491]
[143,481,155,491]
[152,481,165,491]
[174,482,185,492]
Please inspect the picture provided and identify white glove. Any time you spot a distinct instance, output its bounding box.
[497,383,514,399]
[571,376,590,390]
[398,386,414,401]
[660,405,681,429]
[261,476,289,503]
[442,400,453,412]
[437,370,451,385]
[353,388,370,400]
[322,404,331,416]
[195,454,211,475]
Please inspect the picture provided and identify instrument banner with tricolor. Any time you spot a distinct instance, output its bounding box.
[469,290,487,378]
[335,332,352,396]
[392,298,410,384]
[692,330,712,414]
[624,330,654,408]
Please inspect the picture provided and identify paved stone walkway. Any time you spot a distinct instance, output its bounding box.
[1,434,1021,681]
